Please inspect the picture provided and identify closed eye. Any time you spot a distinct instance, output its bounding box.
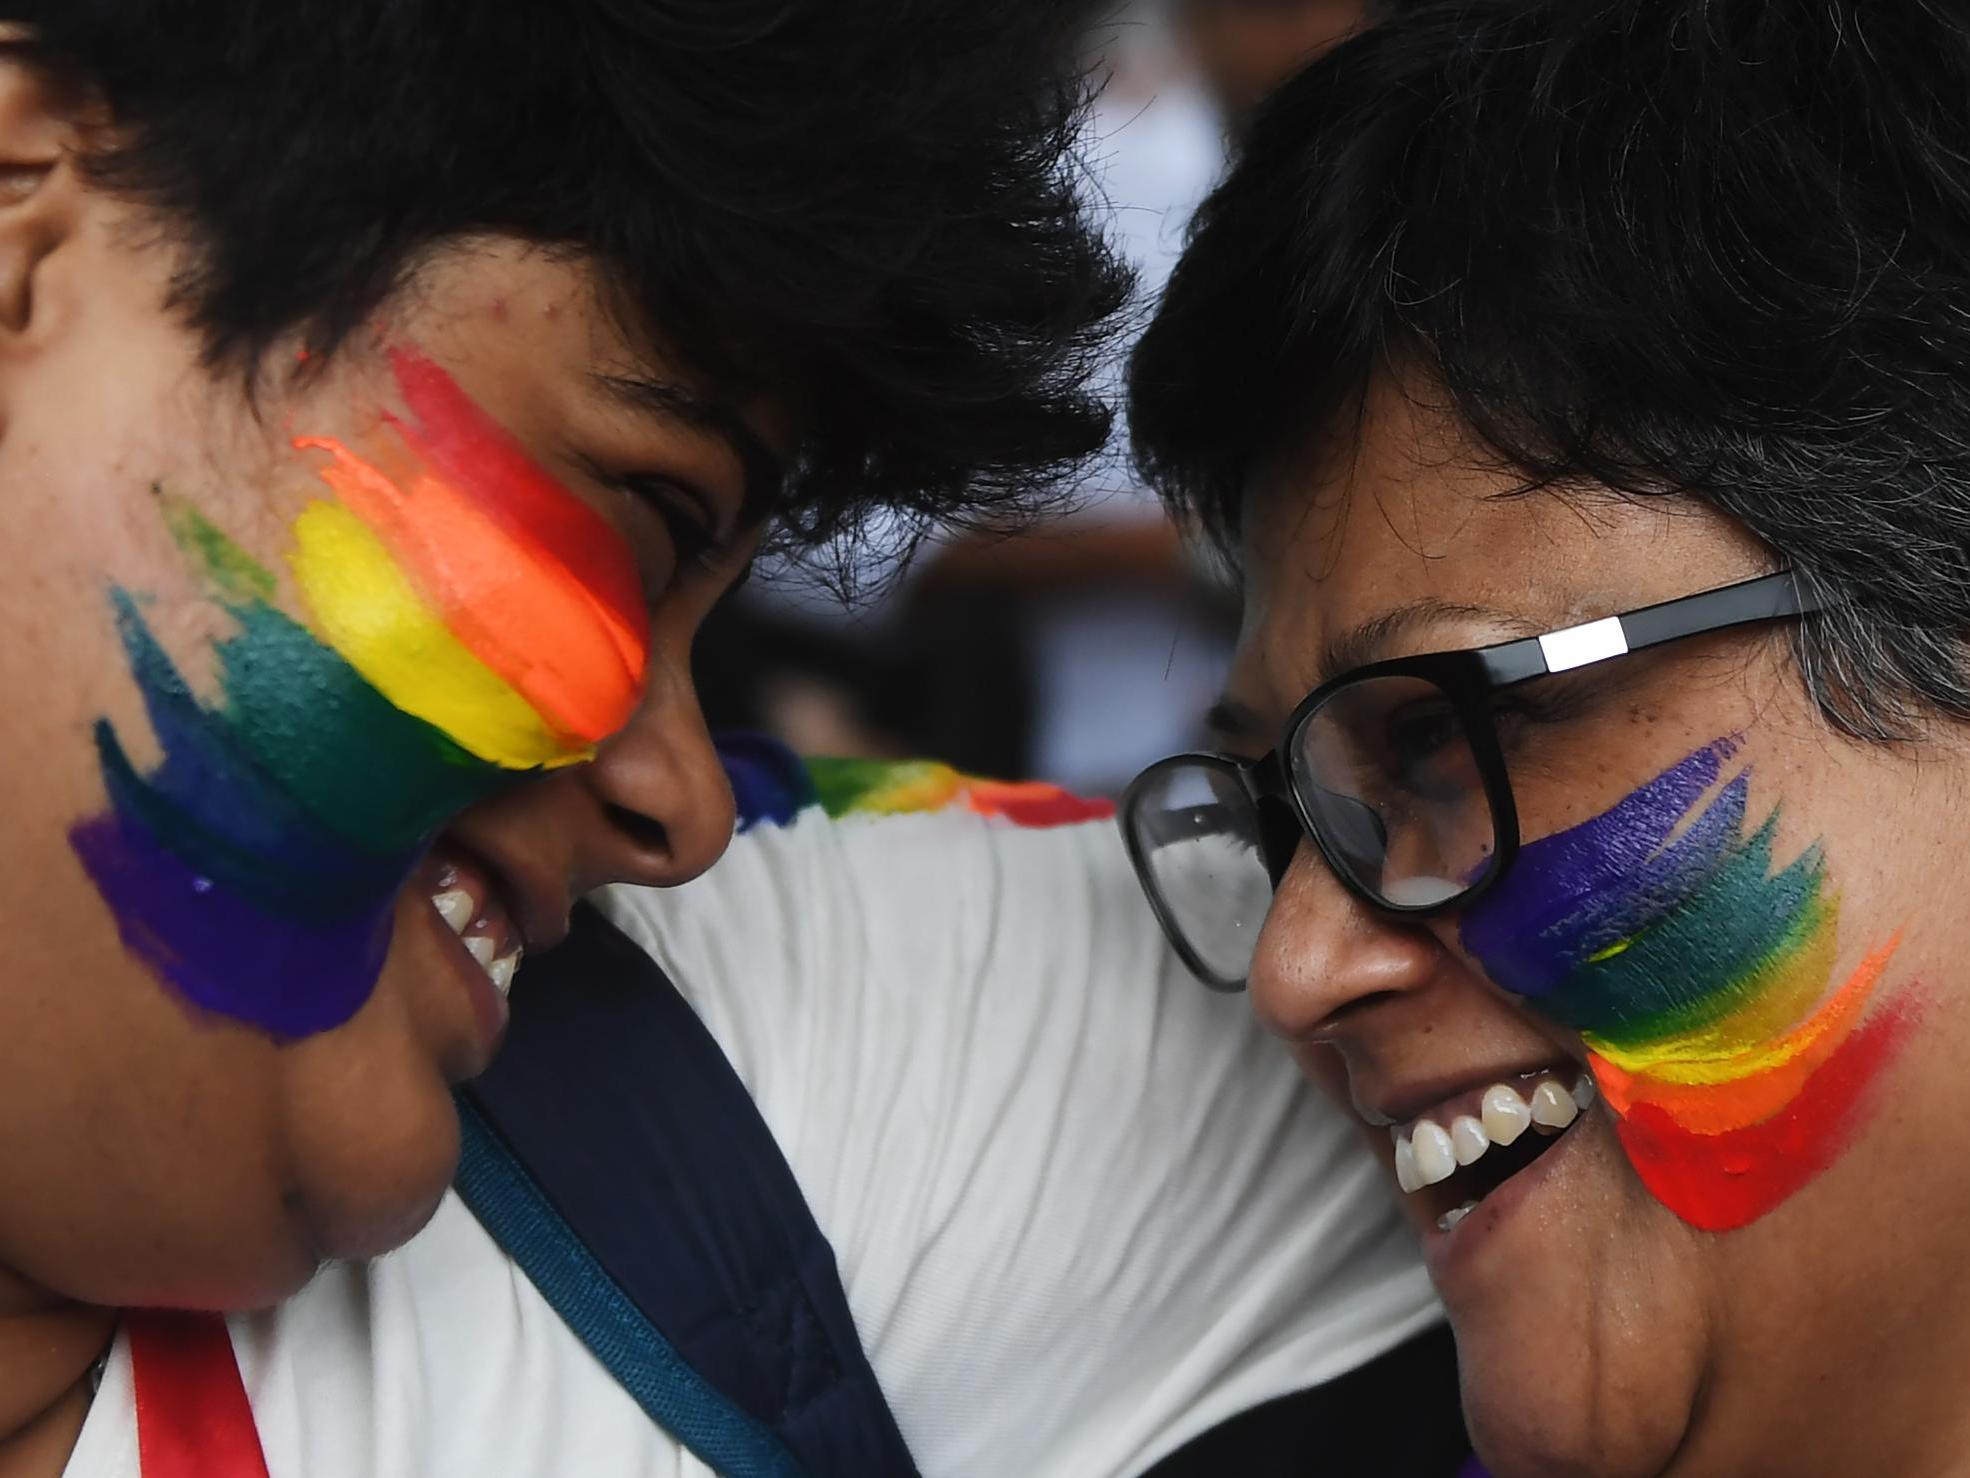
[611,471,728,573]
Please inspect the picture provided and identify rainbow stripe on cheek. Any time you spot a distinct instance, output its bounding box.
[69,350,651,1036]
[1458,739,1913,1232]
[292,343,649,767]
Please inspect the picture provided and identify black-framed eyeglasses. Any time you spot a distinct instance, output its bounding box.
[1119,570,1819,992]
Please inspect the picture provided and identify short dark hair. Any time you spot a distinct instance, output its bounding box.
[1132,0,1970,739]
[17,1,1131,548]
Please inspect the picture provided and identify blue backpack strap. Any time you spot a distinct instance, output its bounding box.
[455,901,919,1478]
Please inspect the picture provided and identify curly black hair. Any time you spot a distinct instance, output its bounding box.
[15,0,1132,548]
[1132,0,1970,739]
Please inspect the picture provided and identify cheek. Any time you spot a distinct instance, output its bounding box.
[295,341,651,764]
[0,1003,315,1309]
[1458,736,1919,1231]
[68,346,653,1042]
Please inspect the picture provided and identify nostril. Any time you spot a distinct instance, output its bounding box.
[1323,989,1410,1028]
[604,805,672,857]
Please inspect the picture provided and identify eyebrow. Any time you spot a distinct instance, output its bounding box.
[1206,597,1543,747]
[593,372,789,530]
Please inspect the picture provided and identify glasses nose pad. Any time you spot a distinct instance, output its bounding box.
[1256,795,1304,886]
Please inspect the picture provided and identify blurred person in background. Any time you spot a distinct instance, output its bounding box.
[697,0,1381,796]
[696,5,1229,795]
[1176,0,1369,128]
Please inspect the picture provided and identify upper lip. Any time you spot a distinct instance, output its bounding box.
[1354,1058,1580,1128]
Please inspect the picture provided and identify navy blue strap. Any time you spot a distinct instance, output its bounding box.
[456,903,919,1478]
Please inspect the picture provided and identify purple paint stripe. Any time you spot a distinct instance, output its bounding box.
[72,810,396,1038]
[1460,739,1739,997]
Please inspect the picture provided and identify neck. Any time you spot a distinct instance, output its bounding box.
[0,1270,114,1478]
[1680,1262,1970,1478]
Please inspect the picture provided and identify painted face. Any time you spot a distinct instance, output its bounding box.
[1457,736,1914,1230]
[68,345,654,1037]
[1223,380,1970,1477]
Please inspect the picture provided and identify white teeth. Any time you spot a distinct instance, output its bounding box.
[1480,1084,1533,1146]
[487,953,518,997]
[1530,1080,1579,1131]
[464,935,498,970]
[1393,1135,1422,1194]
[432,889,475,934]
[1437,1200,1478,1232]
[1411,1120,1458,1186]
[1449,1115,1490,1166]
[1393,1075,1586,1199]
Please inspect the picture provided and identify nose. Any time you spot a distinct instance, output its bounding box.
[575,629,737,894]
[1246,840,1443,1044]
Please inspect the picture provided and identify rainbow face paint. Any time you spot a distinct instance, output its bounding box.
[71,347,651,1036]
[1458,738,1912,1231]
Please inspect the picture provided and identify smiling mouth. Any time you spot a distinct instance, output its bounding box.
[1389,1069,1596,1231]
[419,843,527,999]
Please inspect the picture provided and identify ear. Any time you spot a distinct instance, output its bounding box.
[0,30,86,339]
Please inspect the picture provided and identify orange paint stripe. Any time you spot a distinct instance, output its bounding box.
[386,343,649,679]
[299,438,643,745]
[960,779,1116,826]
[1592,932,1901,1134]
[1613,1001,1915,1232]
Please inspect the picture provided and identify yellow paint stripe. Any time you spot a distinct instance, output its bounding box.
[1588,930,1898,1087]
[858,763,966,814]
[289,500,587,770]
[1590,894,1838,1070]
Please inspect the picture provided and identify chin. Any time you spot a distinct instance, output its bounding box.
[278,1058,464,1269]
[144,1106,458,1314]
[1457,1317,1696,1478]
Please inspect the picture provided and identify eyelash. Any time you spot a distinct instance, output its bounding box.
[1489,674,1603,746]
[615,474,724,572]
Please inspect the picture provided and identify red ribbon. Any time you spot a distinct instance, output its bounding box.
[127,1311,272,1478]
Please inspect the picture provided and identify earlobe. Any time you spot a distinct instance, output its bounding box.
[0,45,84,340]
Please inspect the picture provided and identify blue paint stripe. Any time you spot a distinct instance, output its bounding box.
[453,1099,806,1478]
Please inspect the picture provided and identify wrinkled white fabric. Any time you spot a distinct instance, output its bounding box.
[66,806,1436,1478]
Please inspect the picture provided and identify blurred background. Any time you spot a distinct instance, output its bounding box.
[694,0,1366,799]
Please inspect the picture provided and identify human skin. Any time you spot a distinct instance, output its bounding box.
[1176,0,1365,121]
[1218,379,1970,1477]
[0,57,772,1472]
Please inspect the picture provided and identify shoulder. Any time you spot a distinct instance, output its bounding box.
[597,737,1441,1478]
[608,737,1139,1046]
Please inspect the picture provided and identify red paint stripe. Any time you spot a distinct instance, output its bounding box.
[1612,1003,1914,1232]
[299,435,645,746]
[128,1310,271,1478]
[1589,931,1902,1134]
[960,780,1116,828]
[384,343,650,679]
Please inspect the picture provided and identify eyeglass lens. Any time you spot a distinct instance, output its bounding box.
[1126,674,1506,988]
[1125,760,1276,988]
[1292,673,1499,908]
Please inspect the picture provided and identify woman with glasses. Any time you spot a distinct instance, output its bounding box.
[1124,1,1970,1473]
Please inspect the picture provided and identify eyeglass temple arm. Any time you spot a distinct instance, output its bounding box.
[1477,570,1817,688]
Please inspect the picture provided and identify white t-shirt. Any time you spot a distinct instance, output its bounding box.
[66,800,1438,1477]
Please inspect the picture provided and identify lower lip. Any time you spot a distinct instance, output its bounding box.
[427,904,509,1074]
[1419,1113,1592,1287]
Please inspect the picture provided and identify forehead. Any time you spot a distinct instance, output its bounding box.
[1226,379,1760,721]
[408,244,754,410]
[392,241,789,510]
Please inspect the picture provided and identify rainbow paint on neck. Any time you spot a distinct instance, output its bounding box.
[70,346,650,1036]
[1458,738,1913,1231]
